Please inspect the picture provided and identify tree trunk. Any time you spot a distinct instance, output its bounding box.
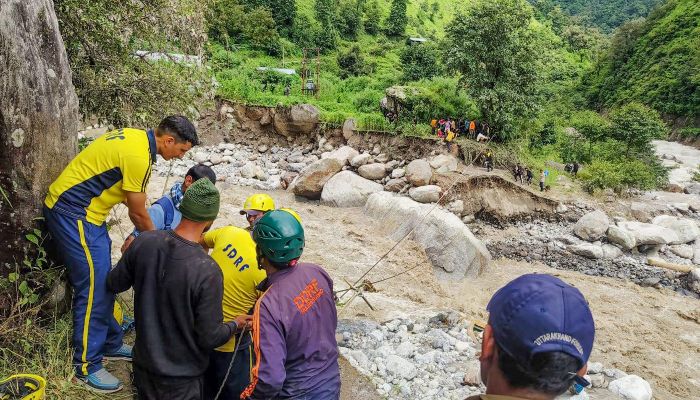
[0,0,79,270]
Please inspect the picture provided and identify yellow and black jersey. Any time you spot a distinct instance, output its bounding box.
[45,128,156,225]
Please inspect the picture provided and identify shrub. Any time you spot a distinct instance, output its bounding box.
[579,159,667,192]
[399,42,443,82]
[337,46,366,79]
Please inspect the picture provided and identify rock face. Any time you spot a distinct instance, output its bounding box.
[409,185,441,203]
[358,163,388,180]
[273,104,320,137]
[291,158,343,199]
[321,171,384,208]
[325,146,359,166]
[618,221,679,245]
[608,375,652,400]
[405,159,433,187]
[651,215,699,244]
[365,192,491,278]
[573,210,610,241]
[607,225,637,250]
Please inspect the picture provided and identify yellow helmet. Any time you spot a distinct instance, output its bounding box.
[113,301,124,326]
[240,194,275,215]
[0,374,46,399]
[279,208,302,223]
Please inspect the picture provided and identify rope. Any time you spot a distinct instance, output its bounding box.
[214,329,248,400]
[161,160,175,197]
[337,134,494,307]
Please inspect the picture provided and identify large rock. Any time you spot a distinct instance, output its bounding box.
[618,221,679,246]
[385,355,417,381]
[409,185,441,203]
[385,178,408,192]
[568,243,604,259]
[669,244,694,259]
[573,210,610,241]
[273,104,320,137]
[684,182,700,195]
[602,244,623,260]
[607,225,636,250]
[324,145,359,166]
[608,375,652,400]
[320,171,384,208]
[365,192,491,278]
[429,154,459,172]
[405,159,432,186]
[358,163,388,180]
[291,158,343,199]
[350,153,371,168]
[342,118,356,140]
[651,215,700,244]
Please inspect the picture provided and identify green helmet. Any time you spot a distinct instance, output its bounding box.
[253,210,305,266]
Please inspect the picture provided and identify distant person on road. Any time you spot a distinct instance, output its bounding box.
[540,170,546,191]
[526,168,533,185]
[464,274,595,400]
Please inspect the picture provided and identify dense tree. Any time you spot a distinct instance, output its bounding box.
[385,0,408,38]
[399,43,443,82]
[583,0,700,118]
[239,0,296,36]
[55,0,210,126]
[314,0,338,50]
[570,110,609,161]
[445,0,546,139]
[609,103,666,156]
[337,45,366,79]
[336,0,363,39]
[363,0,382,35]
[534,0,664,32]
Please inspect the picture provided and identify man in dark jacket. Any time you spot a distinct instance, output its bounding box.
[241,210,340,400]
[108,178,247,400]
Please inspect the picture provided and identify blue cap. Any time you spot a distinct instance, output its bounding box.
[487,274,595,369]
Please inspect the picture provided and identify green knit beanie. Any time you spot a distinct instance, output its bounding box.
[179,178,220,222]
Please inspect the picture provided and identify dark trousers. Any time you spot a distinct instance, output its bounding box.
[203,342,253,400]
[540,182,545,191]
[43,206,123,376]
[134,365,203,400]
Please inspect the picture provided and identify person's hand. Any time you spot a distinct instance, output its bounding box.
[234,315,253,331]
[121,235,135,253]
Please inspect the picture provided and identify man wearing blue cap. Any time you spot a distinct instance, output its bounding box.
[467,273,595,400]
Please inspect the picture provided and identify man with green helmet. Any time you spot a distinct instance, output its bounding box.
[241,210,340,400]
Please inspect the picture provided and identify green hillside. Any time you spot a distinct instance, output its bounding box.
[583,0,700,119]
[536,0,664,32]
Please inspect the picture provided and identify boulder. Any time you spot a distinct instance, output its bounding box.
[447,200,465,215]
[602,244,623,260]
[568,243,604,259]
[689,268,700,293]
[608,375,652,400]
[210,154,223,165]
[194,152,208,164]
[651,215,700,244]
[669,244,694,259]
[409,185,441,203]
[607,225,636,250]
[291,158,343,199]
[694,242,700,265]
[239,163,256,179]
[385,355,417,381]
[273,104,320,137]
[385,178,408,193]
[618,221,679,246]
[358,163,388,180]
[405,159,432,186]
[350,153,372,168]
[324,146,359,166]
[320,171,384,208]
[391,168,406,179]
[684,182,700,195]
[573,210,610,241]
[629,202,652,223]
[280,172,297,190]
[365,192,491,278]
[429,154,459,172]
[342,118,356,140]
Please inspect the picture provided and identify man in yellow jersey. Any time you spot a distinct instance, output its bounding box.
[200,221,266,400]
[43,115,198,393]
[239,193,275,230]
